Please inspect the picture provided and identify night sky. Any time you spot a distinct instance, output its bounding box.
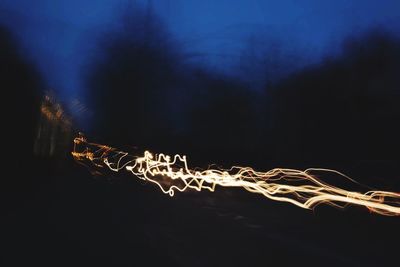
[1,0,400,102]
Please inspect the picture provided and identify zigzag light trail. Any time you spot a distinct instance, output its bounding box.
[72,135,400,216]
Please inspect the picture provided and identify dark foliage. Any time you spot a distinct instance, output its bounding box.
[86,13,400,167]
[183,70,260,163]
[269,31,400,161]
[0,25,43,209]
[85,6,181,151]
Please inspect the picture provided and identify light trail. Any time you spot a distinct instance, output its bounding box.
[72,135,400,216]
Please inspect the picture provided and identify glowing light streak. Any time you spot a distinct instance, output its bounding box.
[72,135,400,216]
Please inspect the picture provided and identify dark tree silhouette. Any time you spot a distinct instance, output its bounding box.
[183,70,260,163]
[0,25,43,209]
[85,4,182,150]
[269,30,400,161]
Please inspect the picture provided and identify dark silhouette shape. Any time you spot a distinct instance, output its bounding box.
[269,30,400,161]
[183,69,260,163]
[0,25,43,210]
[85,4,264,164]
[85,4,182,151]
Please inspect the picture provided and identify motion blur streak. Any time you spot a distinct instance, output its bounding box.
[72,135,400,216]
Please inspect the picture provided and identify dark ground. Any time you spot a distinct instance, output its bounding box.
[2,156,399,267]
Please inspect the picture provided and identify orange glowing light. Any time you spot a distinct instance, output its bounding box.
[72,135,400,216]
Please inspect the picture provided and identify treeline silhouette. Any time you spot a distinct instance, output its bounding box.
[269,31,400,162]
[3,5,399,173]
[0,25,43,209]
[86,7,400,167]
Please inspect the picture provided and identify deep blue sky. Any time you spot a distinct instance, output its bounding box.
[1,0,400,103]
